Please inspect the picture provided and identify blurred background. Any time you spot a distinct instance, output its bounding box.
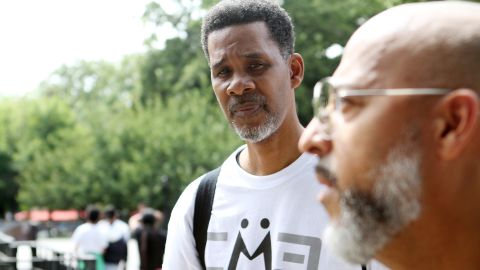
[1,0,476,267]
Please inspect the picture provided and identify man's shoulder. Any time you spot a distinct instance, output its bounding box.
[97,220,108,228]
[115,219,129,228]
[169,173,206,217]
[168,165,226,229]
[181,165,226,200]
[72,223,94,239]
[74,223,90,232]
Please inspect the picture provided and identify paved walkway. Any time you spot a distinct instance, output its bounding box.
[15,238,140,270]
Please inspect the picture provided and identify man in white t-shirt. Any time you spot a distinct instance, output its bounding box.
[163,1,387,269]
[72,206,108,268]
[99,206,130,270]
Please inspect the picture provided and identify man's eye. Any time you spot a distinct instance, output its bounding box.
[337,97,355,112]
[337,97,366,120]
[216,68,231,77]
[249,63,267,71]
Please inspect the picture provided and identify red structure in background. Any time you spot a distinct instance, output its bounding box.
[9,209,84,240]
[50,210,80,221]
[14,210,82,222]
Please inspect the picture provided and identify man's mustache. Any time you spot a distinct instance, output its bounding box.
[228,92,266,112]
[315,158,337,186]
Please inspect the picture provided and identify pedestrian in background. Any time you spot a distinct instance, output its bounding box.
[128,202,146,232]
[133,208,166,270]
[99,206,130,270]
[71,205,107,270]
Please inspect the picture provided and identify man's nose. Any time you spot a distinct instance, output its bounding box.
[226,74,255,96]
[298,118,333,157]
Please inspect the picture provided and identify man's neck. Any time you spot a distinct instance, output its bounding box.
[238,121,304,175]
[377,198,480,269]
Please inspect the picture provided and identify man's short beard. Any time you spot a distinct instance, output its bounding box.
[231,112,281,143]
[228,92,281,143]
[322,142,422,264]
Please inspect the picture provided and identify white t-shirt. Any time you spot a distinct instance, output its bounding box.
[163,145,389,270]
[98,219,130,243]
[71,222,108,254]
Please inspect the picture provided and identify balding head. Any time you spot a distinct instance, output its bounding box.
[335,1,480,91]
[299,1,480,268]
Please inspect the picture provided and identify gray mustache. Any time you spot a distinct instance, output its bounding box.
[228,92,266,112]
[315,163,337,186]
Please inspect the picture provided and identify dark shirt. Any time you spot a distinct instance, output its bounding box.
[133,227,167,270]
[104,238,128,264]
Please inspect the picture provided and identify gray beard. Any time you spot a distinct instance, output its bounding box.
[323,143,422,264]
[231,111,281,143]
[227,92,282,143]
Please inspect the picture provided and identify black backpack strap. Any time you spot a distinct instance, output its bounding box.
[193,167,220,270]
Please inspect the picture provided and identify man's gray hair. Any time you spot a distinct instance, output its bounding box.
[201,0,295,62]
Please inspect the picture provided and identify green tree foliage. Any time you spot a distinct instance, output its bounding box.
[8,98,95,209]
[285,0,430,124]
[0,94,238,213]
[140,1,212,104]
[78,92,239,211]
[0,101,20,214]
[39,56,144,111]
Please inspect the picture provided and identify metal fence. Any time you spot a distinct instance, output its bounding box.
[0,233,96,270]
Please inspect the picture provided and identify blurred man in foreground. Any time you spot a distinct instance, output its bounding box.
[299,1,480,269]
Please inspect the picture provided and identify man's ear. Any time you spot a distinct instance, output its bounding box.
[432,89,479,160]
[289,53,304,89]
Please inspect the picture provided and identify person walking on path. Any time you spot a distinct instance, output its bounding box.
[72,205,108,270]
[99,206,130,270]
[133,209,166,270]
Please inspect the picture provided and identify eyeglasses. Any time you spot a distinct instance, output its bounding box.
[313,77,452,138]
